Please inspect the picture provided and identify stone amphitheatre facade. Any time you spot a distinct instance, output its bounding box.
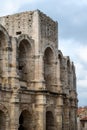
[0,10,77,130]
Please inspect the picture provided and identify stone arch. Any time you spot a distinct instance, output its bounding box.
[43,44,56,59]
[58,50,64,83]
[18,34,34,49]
[17,34,34,82]
[18,110,33,130]
[0,24,10,43]
[43,46,55,90]
[67,57,71,72]
[66,57,71,87]
[0,25,10,87]
[46,111,55,130]
[0,104,9,130]
[58,50,63,61]
[72,63,76,90]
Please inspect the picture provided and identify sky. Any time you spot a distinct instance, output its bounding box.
[0,0,87,107]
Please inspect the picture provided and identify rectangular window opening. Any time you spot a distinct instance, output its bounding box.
[16,31,21,35]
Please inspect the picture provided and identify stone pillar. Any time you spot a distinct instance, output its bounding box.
[2,45,9,88]
[63,98,70,130]
[10,37,18,78]
[50,59,58,91]
[55,95,63,130]
[35,94,46,130]
[10,101,19,130]
[0,45,2,75]
[70,100,77,130]
[32,10,41,55]
[34,54,44,81]
[33,54,45,90]
[9,37,20,130]
[74,107,78,130]
[10,80,19,130]
[10,81,19,130]
[57,59,62,92]
[9,38,20,90]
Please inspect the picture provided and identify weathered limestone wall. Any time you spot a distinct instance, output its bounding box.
[0,11,34,37]
[0,10,77,130]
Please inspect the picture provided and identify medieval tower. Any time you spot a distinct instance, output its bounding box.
[0,10,77,130]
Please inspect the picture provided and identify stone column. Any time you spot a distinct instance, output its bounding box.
[35,94,46,130]
[34,54,44,81]
[10,37,18,78]
[2,45,9,88]
[50,59,57,91]
[9,37,20,90]
[57,59,62,92]
[74,107,78,130]
[55,95,63,130]
[33,54,45,90]
[70,100,77,130]
[10,101,19,130]
[10,80,19,130]
[63,98,70,130]
[9,37,20,130]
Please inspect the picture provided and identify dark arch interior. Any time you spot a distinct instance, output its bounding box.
[19,114,24,124]
[67,60,71,86]
[19,113,25,130]
[0,110,6,130]
[18,110,33,130]
[58,54,62,61]
[18,39,31,81]
[46,111,55,130]
[0,31,6,75]
[44,47,53,64]
[58,54,63,82]
[44,47,54,90]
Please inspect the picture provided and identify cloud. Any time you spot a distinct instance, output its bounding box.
[76,46,87,63]
[0,0,42,16]
[78,79,87,88]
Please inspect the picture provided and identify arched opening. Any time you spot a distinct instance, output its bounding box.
[0,31,7,76]
[67,59,71,87]
[0,26,10,88]
[18,39,32,81]
[0,110,6,130]
[46,111,55,130]
[67,60,70,72]
[44,47,54,90]
[72,64,76,90]
[18,110,33,130]
[58,54,63,82]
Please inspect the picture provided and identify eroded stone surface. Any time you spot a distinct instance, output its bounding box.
[0,10,77,130]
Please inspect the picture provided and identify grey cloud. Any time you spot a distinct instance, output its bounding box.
[19,0,87,44]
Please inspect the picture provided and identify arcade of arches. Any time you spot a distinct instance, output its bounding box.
[18,110,55,130]
[0,10,77,130]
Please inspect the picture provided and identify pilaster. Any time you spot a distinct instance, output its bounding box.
[33,54,45,90]
[55,95,63,130]
[57,59,62,92]
[2,44,9,88]
[10,102,19,130]
[63,98,70,130]
[35,94,46,130]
